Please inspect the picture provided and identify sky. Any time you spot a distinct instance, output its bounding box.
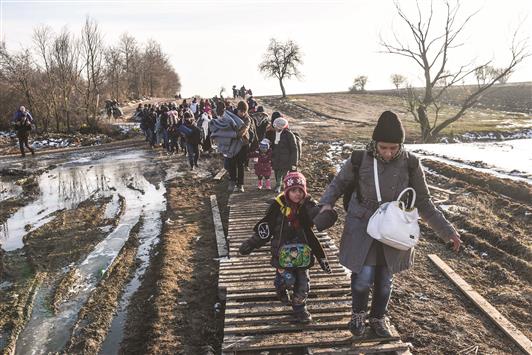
[1,0,531,97]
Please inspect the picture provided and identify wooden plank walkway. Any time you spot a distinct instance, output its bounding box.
[219,170,411,354]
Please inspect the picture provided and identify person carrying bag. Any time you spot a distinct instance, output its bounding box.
[319,111,461,338]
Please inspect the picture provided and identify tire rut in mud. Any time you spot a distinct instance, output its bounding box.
[65,218,142,353]
[120,158,224,354]
[0,195,117,353]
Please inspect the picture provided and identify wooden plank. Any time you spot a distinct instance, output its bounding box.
[223,280,351,293]
[219,272,349,284]
[210,195,228,257]
[224,310,350,326]
[214,168,226,180]
[428,254,532,355]
[222,329,399,351]
[225,301,352,317]
[307,342,412,354]
[224,320,350,335]
[219,255,340,267]
[427,184,456,195]
[226,287,351,301]
[220,267,346,278]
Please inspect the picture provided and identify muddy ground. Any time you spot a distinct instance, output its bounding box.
[0,92,530,354]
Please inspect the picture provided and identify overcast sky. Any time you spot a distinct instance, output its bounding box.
[1,0,531,97]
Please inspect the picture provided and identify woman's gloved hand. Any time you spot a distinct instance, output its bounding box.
[238,240,254,255]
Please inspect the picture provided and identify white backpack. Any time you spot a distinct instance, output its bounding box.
[366,157,420,251]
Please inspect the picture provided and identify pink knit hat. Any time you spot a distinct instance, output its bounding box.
[283,171,307,199]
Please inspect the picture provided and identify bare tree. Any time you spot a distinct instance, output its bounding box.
[391,73,407,90]
[381,0,529,142]
[81,17,105,126]
[33,26,63,131]
[350,75,368,92]
[51,28,82,132]
[258,38,303,98]
[489,67,512,84]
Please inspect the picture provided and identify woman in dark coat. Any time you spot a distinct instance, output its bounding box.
[319,111,462,338]
[182,111,202,170]
[271,116,298,193]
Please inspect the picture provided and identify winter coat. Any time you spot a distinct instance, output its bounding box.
[319,150,457,274]
[209,110,244,158]
[243,194,326,269]
[249,149,272,177]
[252,112,270,141]
[271,129,298,171]
[12,111,34,132]
[184,123,202,145]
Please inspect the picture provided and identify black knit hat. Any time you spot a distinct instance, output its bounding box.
[271,111,282,125]
[372,111,405,143]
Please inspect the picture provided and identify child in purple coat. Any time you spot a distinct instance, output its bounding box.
[248,139,273,190]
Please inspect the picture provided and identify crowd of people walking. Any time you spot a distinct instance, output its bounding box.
[11,94,461,340]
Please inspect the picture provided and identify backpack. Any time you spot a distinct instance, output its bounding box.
[290,131,303,162]
[342,150,417,211]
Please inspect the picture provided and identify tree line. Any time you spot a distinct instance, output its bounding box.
[0,17,181,132]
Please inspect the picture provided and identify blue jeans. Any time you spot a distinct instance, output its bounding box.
[274,268,309,312]
[351,265,393,318]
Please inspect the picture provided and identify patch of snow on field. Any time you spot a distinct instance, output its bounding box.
[408,138,532,183]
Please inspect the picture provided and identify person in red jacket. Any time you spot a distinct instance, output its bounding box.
[248,138,273,190]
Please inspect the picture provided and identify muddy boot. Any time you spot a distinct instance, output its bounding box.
[30,148,35,156]
[369,316,392,338]
[257,179,263,190]
[276,289,290,306]
[293,307,312,324]
[348,311,366,337]
[238,185,244,193]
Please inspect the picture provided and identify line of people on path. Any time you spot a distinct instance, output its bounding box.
[234,110,462,338]
[209,100,301,193]
[136,98,216,170]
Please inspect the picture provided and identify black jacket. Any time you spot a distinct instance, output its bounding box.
[242,194,326,269]
[272,129,298,171]
[184,123,202,145]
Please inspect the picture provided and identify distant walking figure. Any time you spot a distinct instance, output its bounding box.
[12,106,35,157]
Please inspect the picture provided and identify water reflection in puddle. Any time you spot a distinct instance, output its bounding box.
[0,179,23,202]
[6,149,167,355]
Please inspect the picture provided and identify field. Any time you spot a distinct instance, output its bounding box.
[0,87,530,354]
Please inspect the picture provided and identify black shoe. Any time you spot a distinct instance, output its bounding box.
[348,311,366,336]
[30,149,35,155]
[369,316,392,338]
[276,290,290,306]
[293,309,312,324]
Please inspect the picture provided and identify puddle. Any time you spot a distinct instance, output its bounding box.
[6,149,167,355]
[100,208,164,354]
[0,179,23,202]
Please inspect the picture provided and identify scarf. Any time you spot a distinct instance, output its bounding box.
[365,140,404,163]
[275,193,302,229]
[274,130,282,144]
